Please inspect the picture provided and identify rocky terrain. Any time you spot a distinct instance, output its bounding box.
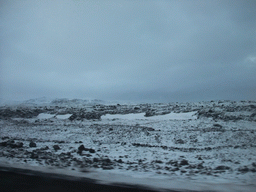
[0,99,256,192]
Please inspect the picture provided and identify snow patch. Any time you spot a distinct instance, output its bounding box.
[56,114,72,119]
[37,113,72,120]
[37,113,55,119]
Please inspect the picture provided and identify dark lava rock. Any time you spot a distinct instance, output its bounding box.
[252,162,256,167]
[93,158,99,162]
[69,112,101,121]
[180,159,189,166]
[215,166,231,170]
[41,146,49,150]
[55,140,65,144]
[101,165,114,170]
[147,127,155,131]
[171,167,180,172]
[53,145,60,151]
[145,110,156,117]
[238,166,250,173]
[213,124,223,128]
[117,159,123,163]
[30,152,38,159]
[166,160,178,167]
[89,148,95,153]
[175,139,185,144]
[102,158,112,165]
[29,141,37,148]
[1,136,9,140]
[78,145,86,151]
[154,160,163,164]
[77,145,92,154]
[6,140,15,146]
[197,163,204,169]
[0,141,7,147]
[15,142,23,148]
[68,114,77,121]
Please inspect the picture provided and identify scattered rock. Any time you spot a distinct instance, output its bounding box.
[147,127,155,131]
[175,139,185,144]
[78,145,86,151]
[89,148,95,153]
[180,159,189,166]
[238,166,249,173]
[41,146,49,150]
[77,145,93,154]
[117,159,123,163]
[213,124,223,128]
[30,152,38,159]
[121,142,126,145]
[145,110,155,117]
[171,167,180,171]
[15,142,23,148]
[1,136,9,140]
[53,145,60,151]
[154,160,163,164]
[166,160,178,167]
[102,158,112,165]
[0,141,7,147]
[101,165,114,170]
[215,166,231,170]
[29,141,37,148]
[197,163,204,169]
[69,112,101,121]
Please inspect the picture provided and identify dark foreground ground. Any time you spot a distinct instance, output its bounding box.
[0,166,193,192]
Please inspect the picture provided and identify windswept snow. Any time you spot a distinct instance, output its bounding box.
[37,113,72,120]
[56,114,72,119]
[37,113,55,119]
[0,100,256,192]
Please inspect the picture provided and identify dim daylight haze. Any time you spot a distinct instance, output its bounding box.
[0,0,256,103]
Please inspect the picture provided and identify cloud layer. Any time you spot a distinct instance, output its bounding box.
[1,0,256,102]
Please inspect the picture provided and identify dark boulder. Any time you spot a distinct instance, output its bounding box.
[215,166,231,170]
[0,141,7,147]
[89,148,95,153]
[29,141,37,148]
[180,159,189,166]
[175,139,185,144]
[53,145,60,151]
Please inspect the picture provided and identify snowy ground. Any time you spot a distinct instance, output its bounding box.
[0,100,256,191]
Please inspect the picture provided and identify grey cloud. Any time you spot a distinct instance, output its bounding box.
[0,0,255,102]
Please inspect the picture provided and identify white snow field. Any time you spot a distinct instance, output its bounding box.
[0,100,256,191]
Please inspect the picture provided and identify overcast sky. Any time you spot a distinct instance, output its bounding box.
[1,0,256,103]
